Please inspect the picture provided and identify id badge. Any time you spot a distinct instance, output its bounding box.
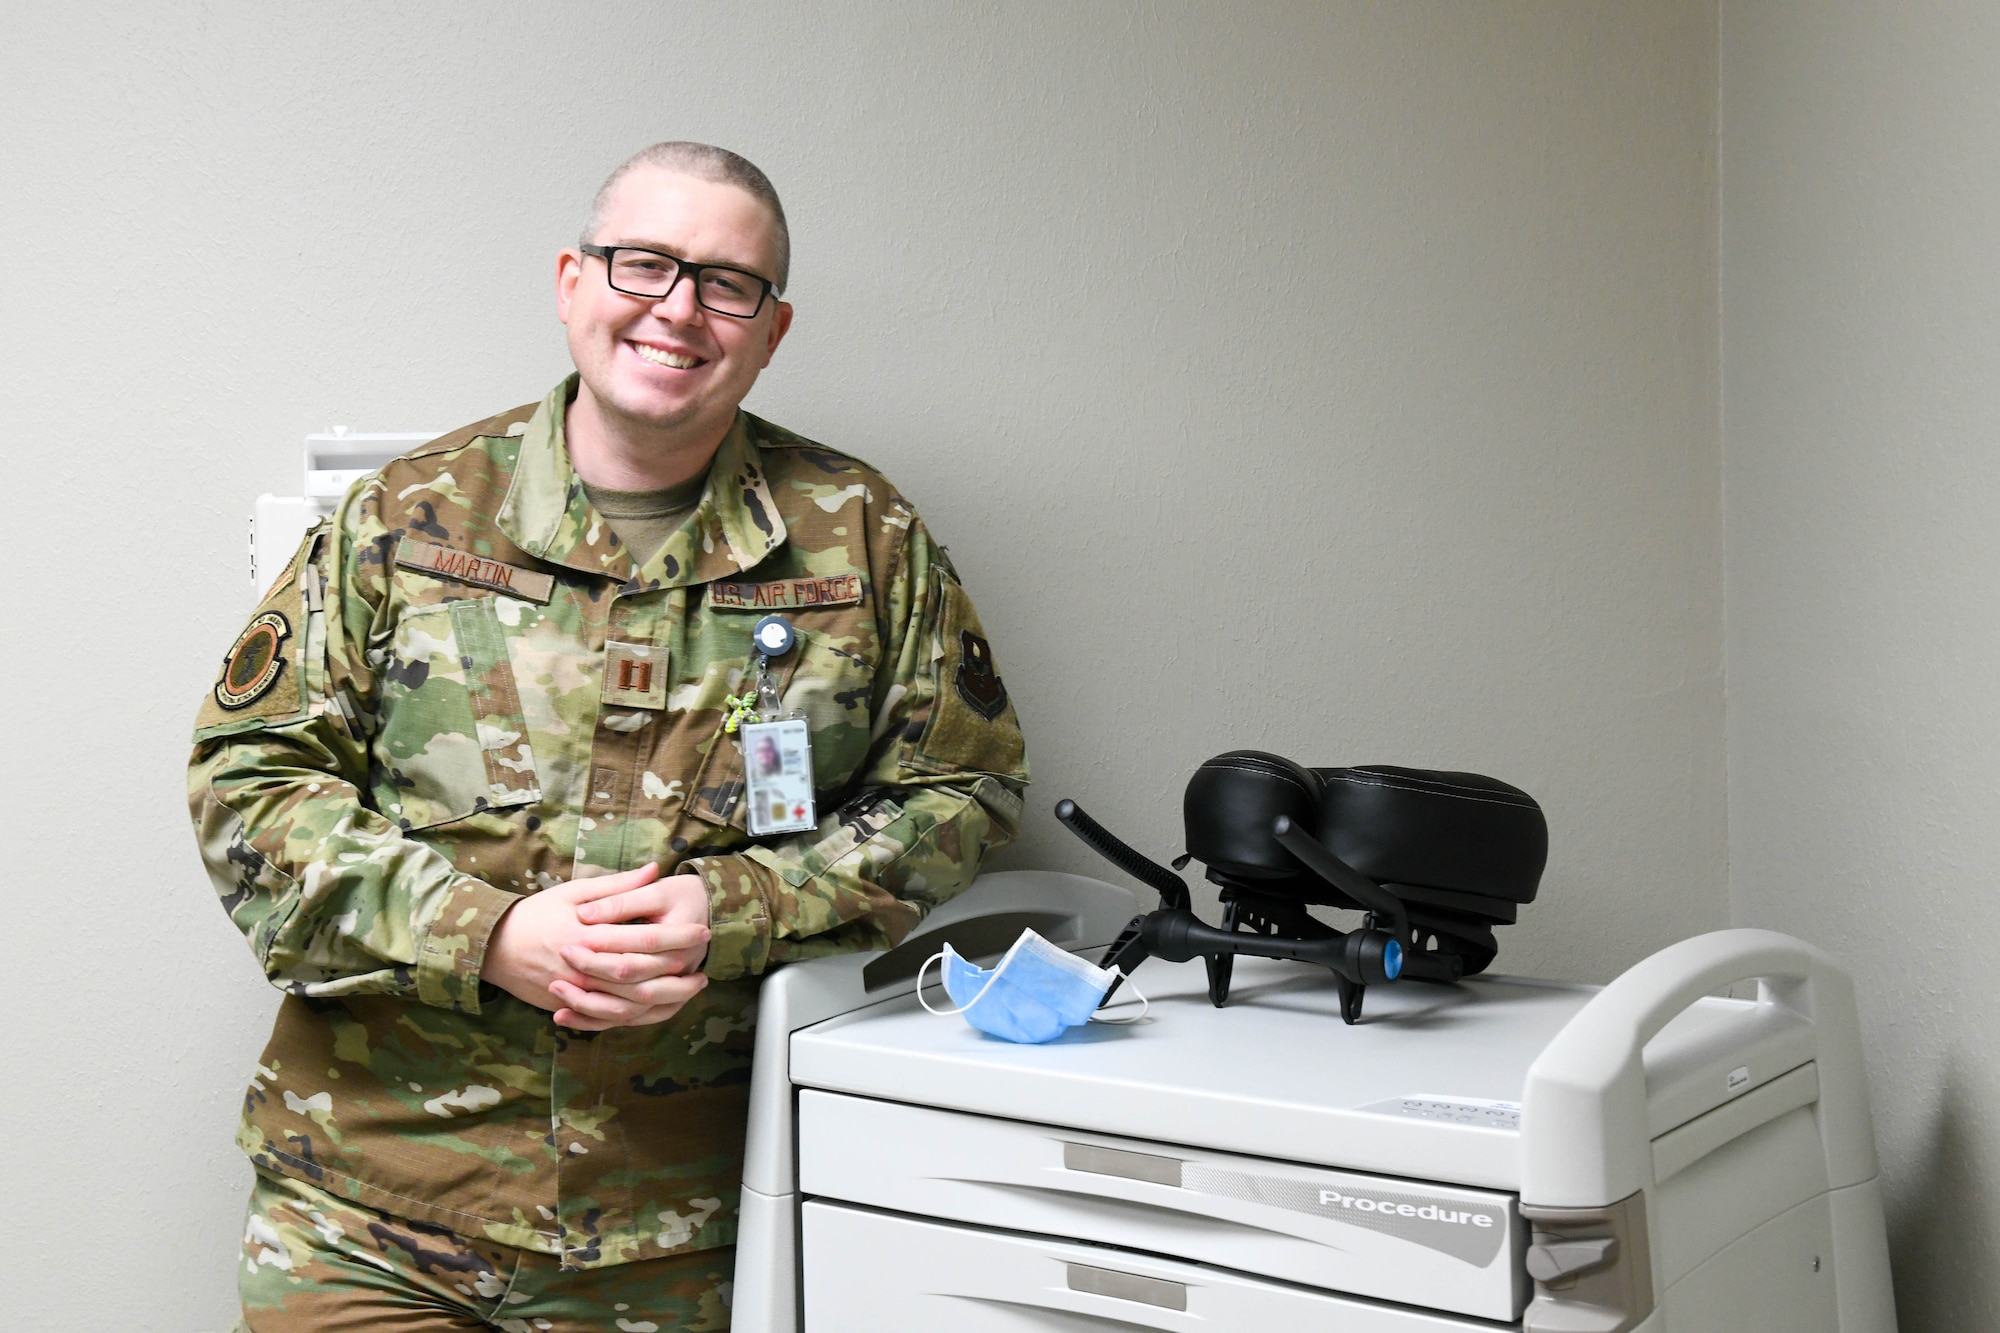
[741,717,817,836]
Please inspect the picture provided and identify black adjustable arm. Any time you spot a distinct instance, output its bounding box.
[1055,799,1192,912]
[1137,909,1404,988]
[1271,816,1409,939]
[1095,914,1152,1008]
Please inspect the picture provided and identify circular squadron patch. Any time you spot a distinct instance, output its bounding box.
[215,611,291,710]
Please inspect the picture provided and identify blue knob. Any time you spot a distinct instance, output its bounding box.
[1384,938,1404,980]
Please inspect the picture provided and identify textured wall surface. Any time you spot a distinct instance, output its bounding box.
[0,4,1722,1327]
[1723,4,2000,1325]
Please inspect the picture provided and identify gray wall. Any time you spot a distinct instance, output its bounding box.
[1722,4,2000,1327]
[0,4,1724,1328]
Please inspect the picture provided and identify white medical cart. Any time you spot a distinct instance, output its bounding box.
[731,871,1896,1332]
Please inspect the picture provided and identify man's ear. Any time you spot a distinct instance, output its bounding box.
[761,300,794,366]
[555,249,582,324]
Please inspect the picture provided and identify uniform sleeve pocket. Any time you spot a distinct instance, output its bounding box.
[911,574,1028,781]
[193,529,317,741]
[371,597,541,831]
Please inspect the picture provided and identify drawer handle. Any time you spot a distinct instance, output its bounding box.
[1651,1061,1820,1182]
[1067,1263,1189,1311]
[1063,1142,1184,1187]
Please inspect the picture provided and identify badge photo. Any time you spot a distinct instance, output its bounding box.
[215,611,292,710]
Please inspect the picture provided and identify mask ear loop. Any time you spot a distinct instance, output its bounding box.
[916,946,1001,1017]
[1088,972,1150,1025]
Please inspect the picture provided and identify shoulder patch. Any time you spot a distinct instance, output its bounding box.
[953,629,1008,720]
[215,611,292,710]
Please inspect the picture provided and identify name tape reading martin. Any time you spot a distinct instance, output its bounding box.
[395,539,555,602]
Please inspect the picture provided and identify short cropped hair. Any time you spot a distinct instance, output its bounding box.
[582,142,791,292]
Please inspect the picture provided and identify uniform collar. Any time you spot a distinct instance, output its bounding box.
[497,376,788,590]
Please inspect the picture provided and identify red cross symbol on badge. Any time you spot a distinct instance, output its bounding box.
[792,803,808,820]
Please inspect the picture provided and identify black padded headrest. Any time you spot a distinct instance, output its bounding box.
[1183,750,1322,881]
[1314,766,1546,905]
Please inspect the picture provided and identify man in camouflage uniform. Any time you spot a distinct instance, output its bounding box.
[190,142,1028,1330]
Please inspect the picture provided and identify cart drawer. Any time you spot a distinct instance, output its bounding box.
[798,1090,1525,1321]
[803,1201,1498,1331]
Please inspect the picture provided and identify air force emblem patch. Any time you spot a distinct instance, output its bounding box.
[215,611,291,710]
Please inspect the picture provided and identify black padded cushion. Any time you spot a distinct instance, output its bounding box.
[1184,750,1323,881]
[1313,766,1546,905]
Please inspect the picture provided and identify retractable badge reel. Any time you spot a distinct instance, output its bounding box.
[735,615,817,836]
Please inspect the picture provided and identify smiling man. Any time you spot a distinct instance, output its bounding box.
[190,143,1028,1331]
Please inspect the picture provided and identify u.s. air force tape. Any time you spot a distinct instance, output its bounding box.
[710,575,861,611]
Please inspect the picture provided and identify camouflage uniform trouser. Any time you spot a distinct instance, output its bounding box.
[236,1171,734,1331]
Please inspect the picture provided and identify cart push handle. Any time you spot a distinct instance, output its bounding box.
[1521,928,1878,1208]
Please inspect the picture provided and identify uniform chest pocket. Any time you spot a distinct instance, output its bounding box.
[686,624,878,830]
[778,629,879,781]
[372,597,541,831]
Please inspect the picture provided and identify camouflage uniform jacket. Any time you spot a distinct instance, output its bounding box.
[188,378,1028,1268]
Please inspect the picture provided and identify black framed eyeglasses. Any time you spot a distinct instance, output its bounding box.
[579,244,777,318]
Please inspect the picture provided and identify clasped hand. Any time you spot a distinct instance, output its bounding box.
[483,863,712,1030]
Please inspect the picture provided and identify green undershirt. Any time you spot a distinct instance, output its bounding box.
[582,473,709,568]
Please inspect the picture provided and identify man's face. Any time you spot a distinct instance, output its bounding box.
[557,168,793,446]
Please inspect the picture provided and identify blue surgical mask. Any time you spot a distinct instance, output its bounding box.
[919,928,1146,1043]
